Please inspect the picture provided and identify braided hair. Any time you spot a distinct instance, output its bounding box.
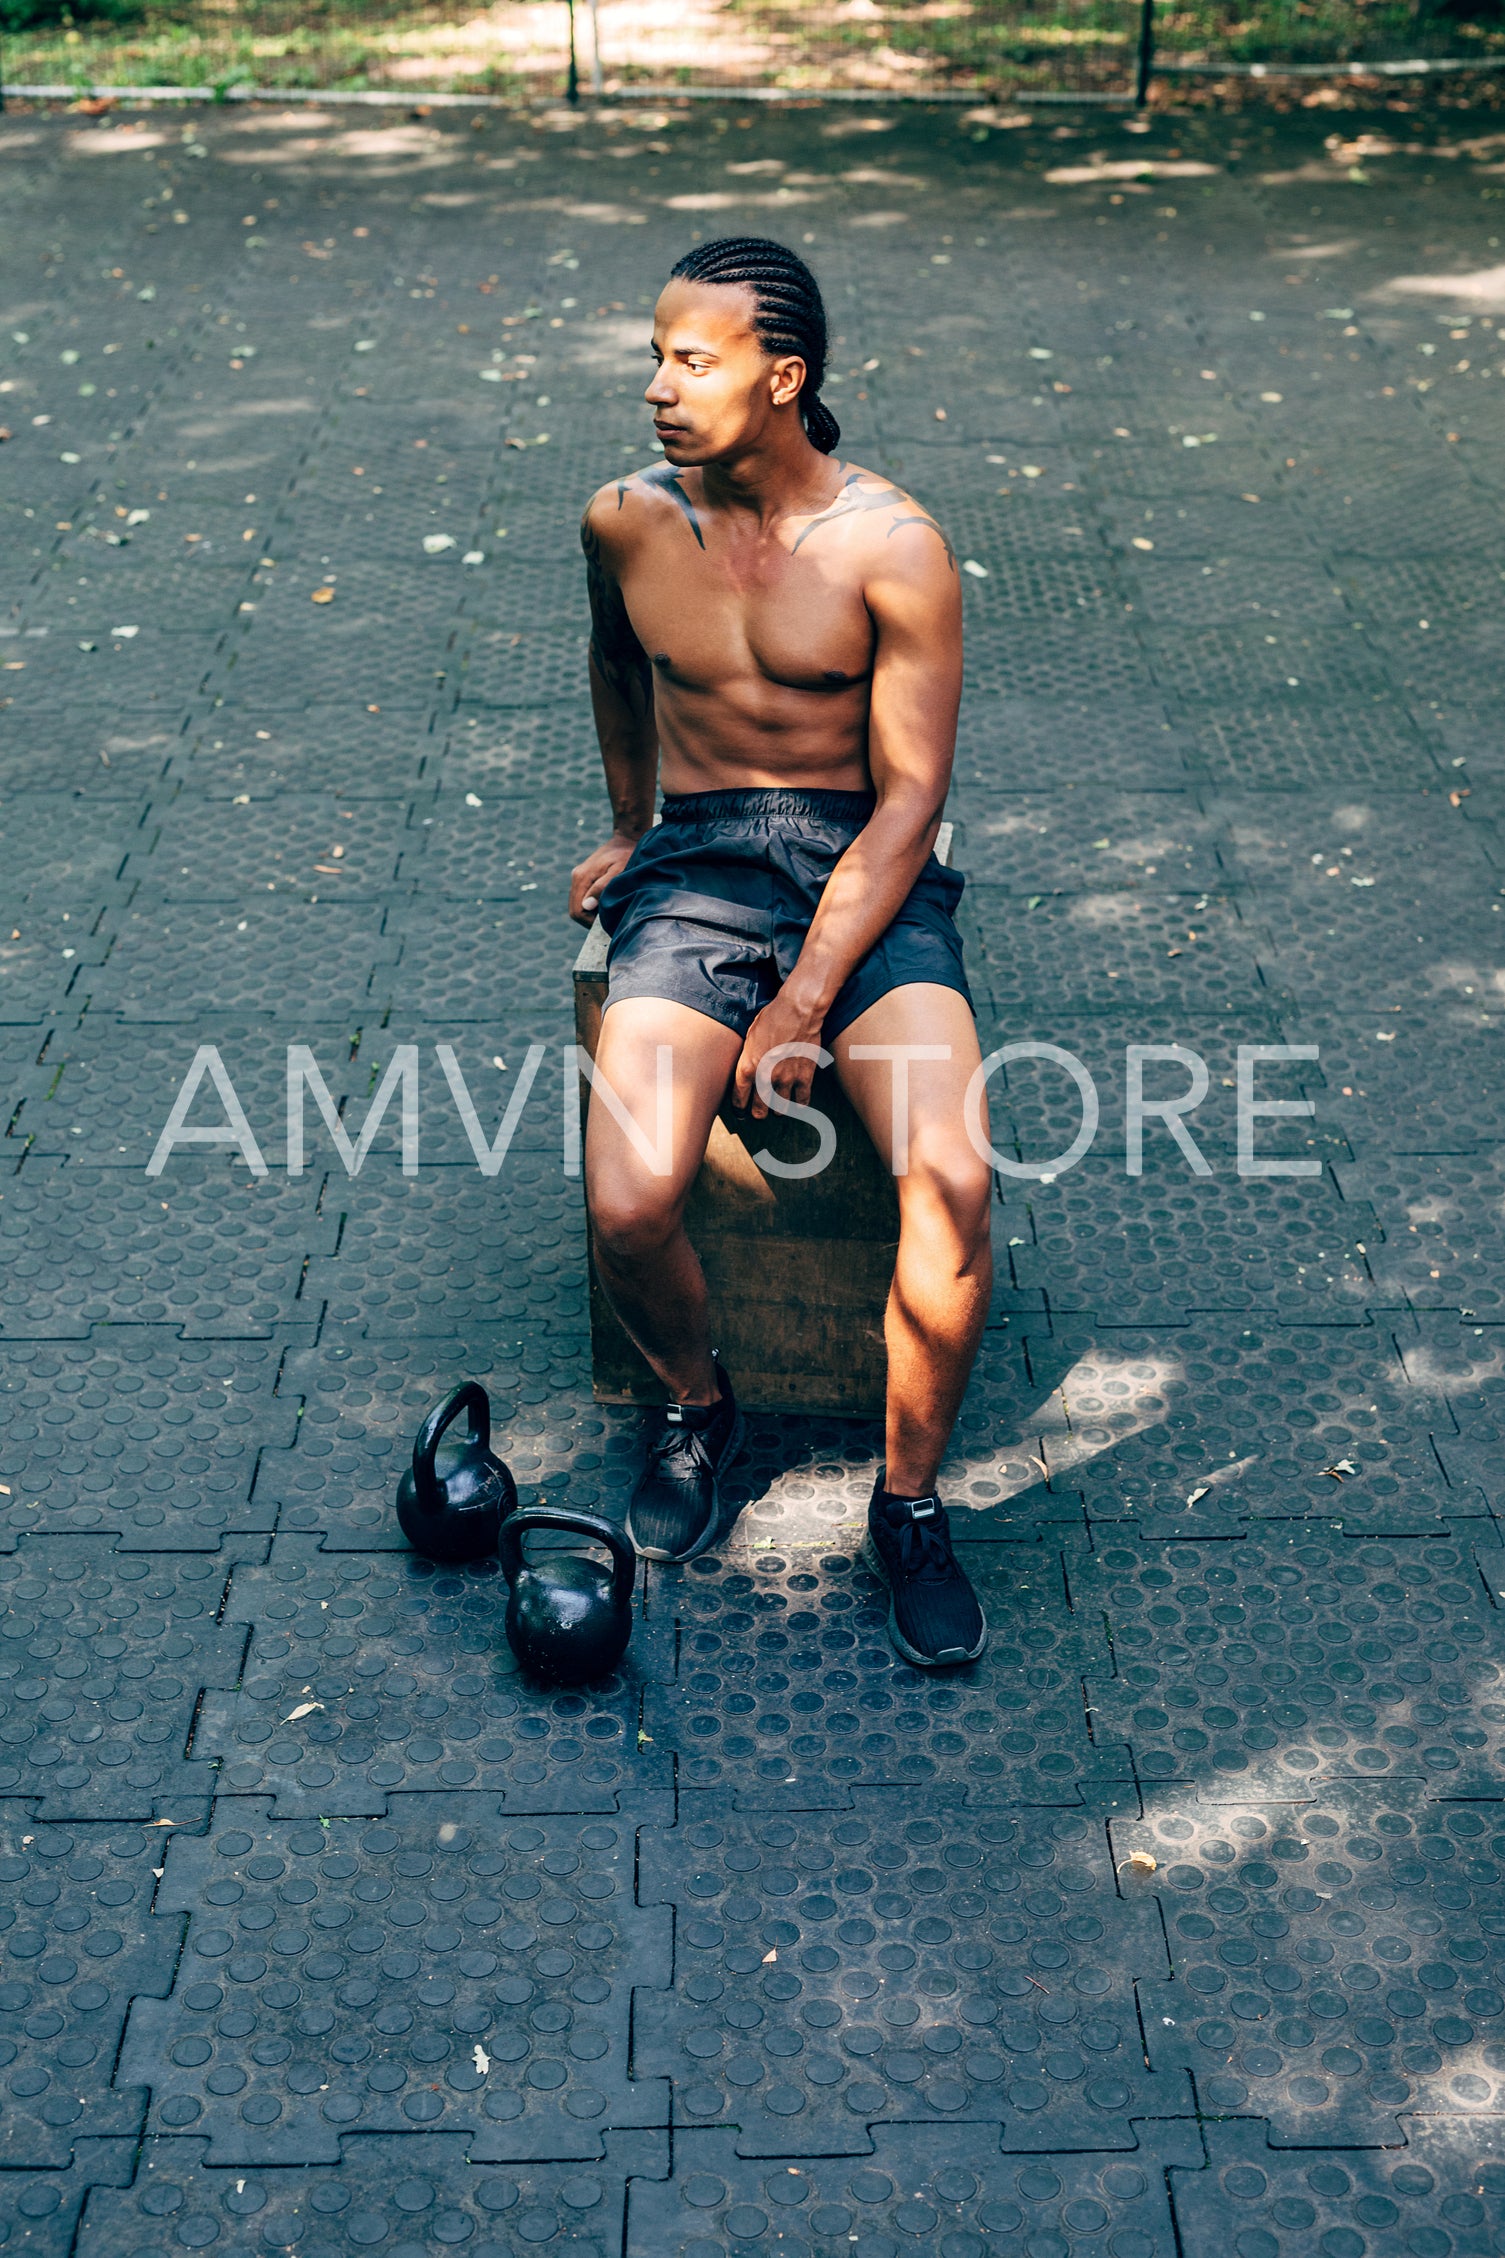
[669,236,841,455]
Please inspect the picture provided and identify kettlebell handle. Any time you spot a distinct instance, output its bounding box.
[411,1381,491,1519]
[499,1506,636,1609]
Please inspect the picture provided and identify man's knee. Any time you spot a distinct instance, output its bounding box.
[587,1176,682,1266]
[899,1134,994,1253]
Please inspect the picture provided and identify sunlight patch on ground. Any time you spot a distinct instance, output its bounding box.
[1378,263,1505,311]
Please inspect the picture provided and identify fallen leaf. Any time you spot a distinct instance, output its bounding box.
[473,2044,491,2074]
[762,1949,777,1964]
[1186,1485,1210,1506]
[311,586,335,604]
[423,534,457,554]
[1124,1852,1157,1874]
[961,558,988,578]
[284,1701,324,1722]
[465,792,483,808]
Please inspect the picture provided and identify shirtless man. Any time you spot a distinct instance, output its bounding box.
[569,236,992,1668]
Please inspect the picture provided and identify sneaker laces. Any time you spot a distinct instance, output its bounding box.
[647,1407,713,1480]
[892,1501,952,1581]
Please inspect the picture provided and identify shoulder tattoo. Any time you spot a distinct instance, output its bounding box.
[789,470,956,568]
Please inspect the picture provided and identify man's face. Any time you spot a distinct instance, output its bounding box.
[645,277,801,464]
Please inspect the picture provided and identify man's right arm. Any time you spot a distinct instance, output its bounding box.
[570,492,657,926]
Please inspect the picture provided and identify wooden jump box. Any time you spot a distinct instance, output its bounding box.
[572,824,952,1416]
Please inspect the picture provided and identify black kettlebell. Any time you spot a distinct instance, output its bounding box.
[499,1506,636,1683]
[396,1382,516,1563]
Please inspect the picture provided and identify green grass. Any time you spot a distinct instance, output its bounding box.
[2,0,1500,96]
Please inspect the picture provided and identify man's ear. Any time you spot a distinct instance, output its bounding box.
[769,353,807,410]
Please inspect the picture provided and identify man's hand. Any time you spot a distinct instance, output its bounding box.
[733,987,829,1119]
[569,832,640,928]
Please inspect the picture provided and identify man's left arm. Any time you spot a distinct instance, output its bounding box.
[732,524,963,1115]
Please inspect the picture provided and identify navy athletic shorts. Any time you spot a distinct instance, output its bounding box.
[596,786,972,1042]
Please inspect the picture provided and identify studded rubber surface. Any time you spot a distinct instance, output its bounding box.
[6,93,1505,2248]
[118,1798,670,2161]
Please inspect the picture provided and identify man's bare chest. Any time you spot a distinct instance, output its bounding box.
[619,521,875,696]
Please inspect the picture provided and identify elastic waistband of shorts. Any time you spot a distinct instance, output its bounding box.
[659,787,877,830]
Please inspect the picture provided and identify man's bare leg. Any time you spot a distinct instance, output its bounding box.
[835,984,994,1496]
[831,983,991,1663]
[585,997,744,1406]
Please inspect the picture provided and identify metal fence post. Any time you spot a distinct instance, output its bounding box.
[1136,0,1156,103]
[588,0,604,94]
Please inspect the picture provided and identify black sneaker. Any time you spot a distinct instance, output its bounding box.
[626,1359,744,1563]
[862,1477,986,1668]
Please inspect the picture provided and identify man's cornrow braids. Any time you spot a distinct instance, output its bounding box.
[669,235,841,455]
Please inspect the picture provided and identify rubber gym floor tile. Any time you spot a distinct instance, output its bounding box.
[1,634,222,715]
[8,1022,370,1172]
[642,1542,1126,1805]
[1252,898,1505,1015]
[0,913,111,1025]
[0,1819,184,2164]
[1076,1528,1505,1800]
[1211,791,1498,891]
[977,1011,1317,1170]
[383,897,582,1023]
[0,725,176,801]
[1276,1006,1505,1157]
[1024,1320,1471,1533]
[1184,705,1439,790]
[0,2144,137,2257]
[0,1159,334,1339]
[634,1790,1186,2155]
[75,2131,659,2257]
[404,792,598,903]
[209,633,450,718]
[1173,2115,1505,2257]
[451,627,591,710]
[0,794,149,909]
[968,890,1265,1017]
[956,793,1222,898]
[84,901,400,1021]
[1120,553,1342,628]
[963,624,1160,707]
[118,1797,670,2163]
[951,696,1195,791]
[1003,1159,1375,1326]
[1336,1155,1505,1316]
[301,1162,585,1337]
[198,1536,671,1817]
[1117,1781,1505,2144]
[628,2122,1202,2254]
[0,1536,249,1818]
[259,1330,609,1550]
[1098,494,1320,560]
[438,707,615,800]
[168,711,441,798]
[948,545,1127,621]
[0,1333,291,1548]
[1147,625,1393,709]
[125,795,415,904]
